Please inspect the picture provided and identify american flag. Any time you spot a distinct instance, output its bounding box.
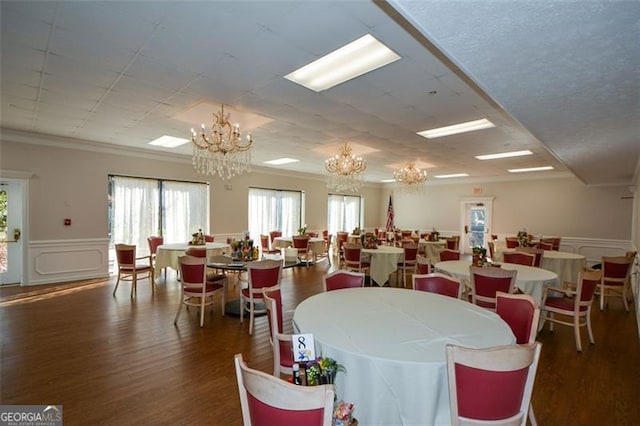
[385,196,394,231]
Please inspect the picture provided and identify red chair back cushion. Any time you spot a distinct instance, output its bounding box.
[496,298,534,344]
[455,364,528,420]
[325,273,363,291]
[247,393,324,426]
[414,276,460,299]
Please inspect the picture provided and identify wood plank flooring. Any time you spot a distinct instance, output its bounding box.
[1,261,638,425]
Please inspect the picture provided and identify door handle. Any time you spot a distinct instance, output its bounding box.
[13,228,21,242]
[464,225,469,234]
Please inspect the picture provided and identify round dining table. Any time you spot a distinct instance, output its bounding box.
[494,249,586,286]
[418,239,447,264]
[293,287,515,425]
[154,242,230,277]
[361,245,404,286]
[434,259,559,305]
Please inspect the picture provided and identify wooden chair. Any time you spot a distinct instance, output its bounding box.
[342,244,370,276]
[292,235,312,266]
[468,266,517,311]
[204,234,215,242]
[541,270,600,351]
[234,353,335,426]
[487,241,495,260]
[598,256,634,312]
[503,251,536,267]
[269,230,282,248]
[336,232,349,265]
[174,255,227,327]
[241,260,282,335]
[113,243,154,298]
[412,273,462,299]
[496,291,540,424]
[505,237,519,248]
[262,285,294,377]
[516,247,544,267]
[147,236,165,279]
[260,234,279,255]
[439,249,461,262]
[416,255,431,274]
[323,270,365,292]
[397,243,419,288]
[539,241,554,251]
[446,236,459,250]
[446,343,542,426]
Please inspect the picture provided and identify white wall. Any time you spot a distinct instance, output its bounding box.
[378,178,633,240]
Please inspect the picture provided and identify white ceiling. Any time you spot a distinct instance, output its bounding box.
[1,1,638,186]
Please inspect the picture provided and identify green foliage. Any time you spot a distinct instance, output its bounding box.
[0,190,7,232]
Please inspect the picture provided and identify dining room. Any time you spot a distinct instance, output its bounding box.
[1,0,639,424]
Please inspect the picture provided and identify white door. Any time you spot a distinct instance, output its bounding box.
[0,181,24,285]
[460,197,493,254]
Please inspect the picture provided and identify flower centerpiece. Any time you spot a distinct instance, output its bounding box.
[298,224,307,235]
[362,232,377,249]
[333,400,355,426]
[430,228,440,241]
[306,356,345,385]
[189,228,206,245]
[472,246,487,266]
[517,229,529,247]
[352,226,361,236]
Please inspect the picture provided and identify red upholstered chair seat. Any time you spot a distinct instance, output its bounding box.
[184,282,224,294]
[544,296,589,311]
[247,393,324,425]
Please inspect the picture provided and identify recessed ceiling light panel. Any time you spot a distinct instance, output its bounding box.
[508,166,554,173]
[475,150,533,160]
[434,173,470,179]
[285,34,401,92]
[264,158,299,165]
[149,135,190,148]
[417,118,495,139]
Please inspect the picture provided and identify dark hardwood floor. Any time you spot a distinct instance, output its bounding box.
[1,260,638,425]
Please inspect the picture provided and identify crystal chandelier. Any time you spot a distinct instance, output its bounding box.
[190,104,253,180]
[393,161,427,192]
[325,142,367,192]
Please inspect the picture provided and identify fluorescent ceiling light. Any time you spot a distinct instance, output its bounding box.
[417,119,495,139]
[434,173,470,179]
[149,135,190,148]
[285,34,401,92]
[264,158,299,165]
[475,150,533,160]
[508,166,554,173]
[380,179,396,183]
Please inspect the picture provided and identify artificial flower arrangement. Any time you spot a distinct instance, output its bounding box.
[472,246,487,267]
[306,356,345,385]
[333,400,355,426]
[189,228,206,245]
[517,229,530,247]
[362,232,378,249]
[298,224,307,235]
[352,226,361,236]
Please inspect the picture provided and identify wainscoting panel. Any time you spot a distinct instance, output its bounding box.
[29,239,110,285]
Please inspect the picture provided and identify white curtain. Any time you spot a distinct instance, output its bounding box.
[248,188,302,239]
[327,194,361,236]
[162,181,209,243]
[111,176,159,256]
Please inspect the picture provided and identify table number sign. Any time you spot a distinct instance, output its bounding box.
[292,333,316,362]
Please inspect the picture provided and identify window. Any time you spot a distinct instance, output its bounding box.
[327,194,362,236]
[248,188,303,239]
[109,176,209,256]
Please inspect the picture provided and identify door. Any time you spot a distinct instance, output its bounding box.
[0,181,24,285]
[460,197,493,254]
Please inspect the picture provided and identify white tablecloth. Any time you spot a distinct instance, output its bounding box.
[434,260,559,305]
[293,288,515,425]
[419,239,447,264]
[154,242,230,277]
[361,246,404,286]
[272,237,325,255]
[495,249,586,286]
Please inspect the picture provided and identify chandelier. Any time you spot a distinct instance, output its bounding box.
[393,161,427,192]
[325,142,367,192]
[190,104,253,180]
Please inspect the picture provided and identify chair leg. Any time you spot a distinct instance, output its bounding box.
[586,309,595,345]
[199,297,206,327]
[529,404,538,426]
[131,275,136,298]
[240,296,245,323]
[599,284,605,311]
[221,283,227,316]
[622,285,630,312]
[248,301,255,335]
[574,315,582,352]
[549,312,555,332]
[113,274,121,296]
[174,298,183,325]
